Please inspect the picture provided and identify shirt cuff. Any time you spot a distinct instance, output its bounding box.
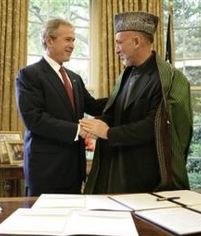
[74,124,80,141]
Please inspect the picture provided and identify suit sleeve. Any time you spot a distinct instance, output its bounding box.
[16,68,78,144]
[78,77,107,116]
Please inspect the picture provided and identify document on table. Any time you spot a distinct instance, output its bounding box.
[32,194,86,209]
[135,207,201,235]
[154,190,201,206]
[32,194,130,211]
[85,195,130,211]
[188,204,201,213]
[0,208,72,235]
[0,208,138,236]
[110,193,178,211]
[64,210,139,236]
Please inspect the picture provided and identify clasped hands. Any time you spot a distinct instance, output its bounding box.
[79,118,109,140]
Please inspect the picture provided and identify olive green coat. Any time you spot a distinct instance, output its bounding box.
[85,52,193,194]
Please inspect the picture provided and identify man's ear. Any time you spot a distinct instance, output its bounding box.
[46,36,53,48]
[133,35,141,48]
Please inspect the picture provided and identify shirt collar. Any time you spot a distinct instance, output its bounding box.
[44,54,62,74]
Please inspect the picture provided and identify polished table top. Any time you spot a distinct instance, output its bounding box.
[0,196,201,236]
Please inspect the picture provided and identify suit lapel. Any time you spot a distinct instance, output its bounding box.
[39,58,76,119]
[124,65,155,110]
[124,73,148,110]
[103,68,131,113]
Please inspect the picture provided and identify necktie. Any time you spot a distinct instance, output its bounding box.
[59,66,75,111]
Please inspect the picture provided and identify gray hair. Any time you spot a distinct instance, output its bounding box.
[42,18,74,49]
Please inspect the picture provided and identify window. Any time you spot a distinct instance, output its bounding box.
[164,0,201,189]
[28,0,90,85]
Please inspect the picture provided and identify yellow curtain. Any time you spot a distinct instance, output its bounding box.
[97,0,164,97]
[0,0,28,132]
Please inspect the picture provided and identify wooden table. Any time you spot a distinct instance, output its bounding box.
[0,196,201,236]
[0,164,24,197]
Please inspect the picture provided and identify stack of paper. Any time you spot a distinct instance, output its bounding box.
[33,194,130,211]
[0,208,138,236]
[135,207,201,235]
[65,210,138,236]
[154,190,201,206]
[109,193,178,211]
[0,194,137,235]
[189,204,201,213]
[32,194,86,209]
[0,208,72,235]
[85,195,130,211]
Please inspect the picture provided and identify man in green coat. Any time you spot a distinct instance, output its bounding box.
[80,11,193,194]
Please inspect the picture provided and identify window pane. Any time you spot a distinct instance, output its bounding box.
[74,28,89,58]
[174,29,185,59]
[64,59,89,85]
[187,90,201,189]
[27,55,42,65]
[70,0,89,27]
[28,23,43,55]
[29,0,48,22]
[48,0,69,19]
[174,0,201,28]
[191,90,201,125]
[175,62,201,86]
[182,0,201,27]
[184,28,201,58]
[28,0,90,85]
[187,123,201,190]
[174,28,201,59]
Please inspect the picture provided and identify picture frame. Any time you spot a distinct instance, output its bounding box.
[5,140,24,165]
[0,131,23,164]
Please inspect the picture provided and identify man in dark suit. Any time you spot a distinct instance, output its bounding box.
[80,12,192,194]
[16,18,107,196]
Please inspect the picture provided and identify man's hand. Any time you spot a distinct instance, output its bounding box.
[79,126,97,139]
[79,118,109,139]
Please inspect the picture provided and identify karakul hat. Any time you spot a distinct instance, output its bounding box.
[114,11,159,35]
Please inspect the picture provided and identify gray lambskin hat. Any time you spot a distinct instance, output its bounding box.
[114,11,159,35]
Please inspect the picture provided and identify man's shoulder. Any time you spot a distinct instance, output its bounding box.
[21,58,46,72]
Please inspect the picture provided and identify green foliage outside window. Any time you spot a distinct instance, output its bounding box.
[28,0,90,85]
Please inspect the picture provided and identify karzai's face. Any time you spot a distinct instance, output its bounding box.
[115,31,139,67]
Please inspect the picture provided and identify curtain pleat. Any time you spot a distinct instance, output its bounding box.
[0,0,28,132]
[98,0,164,97]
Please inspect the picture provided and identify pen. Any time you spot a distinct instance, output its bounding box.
[156,196,180,201]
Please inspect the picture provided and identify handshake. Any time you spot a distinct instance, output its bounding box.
[79,118,109,140]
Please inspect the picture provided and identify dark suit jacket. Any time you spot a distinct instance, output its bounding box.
[16,58,106,192]
[85,54,162,194]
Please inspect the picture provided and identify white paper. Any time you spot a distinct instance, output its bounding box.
[136,207,201,235]
[0,208,138,236]
[33,194,130,211]
[32,194,86,209]
[86,195,130,211]
[154,190,201,206]
[65,210,139,236]
[188,204,201,213]
[0,208,71,235]
[110,193,178,211]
